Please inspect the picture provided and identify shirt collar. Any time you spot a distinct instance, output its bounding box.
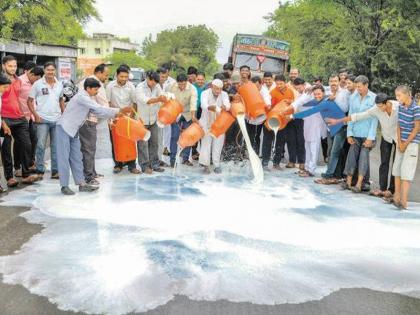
[42,76,58,85]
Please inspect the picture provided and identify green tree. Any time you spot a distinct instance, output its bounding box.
[142,25,220,76]
[265,0,420,94]
[0,0,100,45]
[106,51,157,74]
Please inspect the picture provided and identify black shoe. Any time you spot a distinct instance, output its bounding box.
[113,167,122,174]
[61,186,76,195]
[79,184,99,192]
[153,167,165,173]
[51,172,59,179]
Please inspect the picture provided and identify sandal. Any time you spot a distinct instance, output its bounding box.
[129,168,141,174]
[351,186,362,194]
[299,171,314,177]
[285,163,295,168]
[383,190,393,199]
[21,175,38,185]
[7,178,19,188]
[369,189,384,197]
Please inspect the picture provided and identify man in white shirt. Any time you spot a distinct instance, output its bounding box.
[136,71,167,174]
[168,73,198,167]
[77,63,110,185]
[28,62,65,179]
[199,79,231,174]
[106,65,140,174]
[262,72,276,92]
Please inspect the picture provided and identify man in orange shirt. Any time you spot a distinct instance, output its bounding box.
[262,75,295,170]
[270,74,295,106]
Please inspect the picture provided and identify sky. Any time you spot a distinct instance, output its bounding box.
[85,0,280,63]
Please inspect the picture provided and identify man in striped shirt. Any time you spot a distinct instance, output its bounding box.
[392,85,420,210]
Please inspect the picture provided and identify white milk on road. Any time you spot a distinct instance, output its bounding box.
[237,114,264,183]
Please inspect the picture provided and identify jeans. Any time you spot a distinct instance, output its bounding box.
[323,127,347,178]
[261,124,287,166]
[109,128,136,170]
[344,137,372,177]
[379,137,396,192]
[35,120,58,174]
[79,120,98,181]
[286,119,305,164]
[14,119,37,170]
[1,117,32,180]
[170,117,191,165]
[137,122,160,171]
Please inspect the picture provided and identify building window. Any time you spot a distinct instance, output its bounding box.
[95,48,101,55]
[80,48,86,54]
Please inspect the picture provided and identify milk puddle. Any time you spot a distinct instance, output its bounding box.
[1,159,420,315]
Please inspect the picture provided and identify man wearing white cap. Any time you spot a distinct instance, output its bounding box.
[199,79,231,174]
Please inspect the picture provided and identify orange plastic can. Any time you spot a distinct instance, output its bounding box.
[115,116,151,142]
[111,128,137,162]
[265,100,294,131]
[178,122,205,148]
[238,82,266,119]
[210,110,236,138]
[157,99,184,127]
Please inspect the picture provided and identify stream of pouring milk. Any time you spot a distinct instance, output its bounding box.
[237,114,264,183]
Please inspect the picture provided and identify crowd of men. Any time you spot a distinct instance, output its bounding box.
[0,55,419,210]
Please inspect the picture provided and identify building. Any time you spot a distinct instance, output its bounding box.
[0,39,78,81]
[77,33,139,76]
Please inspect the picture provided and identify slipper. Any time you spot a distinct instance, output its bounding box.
[299,171,314,177]
[383,190,393,199]
[315,178,338,185]
[7,178,19,188]
[369,189,384,197]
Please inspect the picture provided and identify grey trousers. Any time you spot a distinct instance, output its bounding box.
[344,137,372,177]
[79,121,97,181]
[56,125,85,187]
[137,122,160,171]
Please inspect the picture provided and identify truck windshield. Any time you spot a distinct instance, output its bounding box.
[234,53,284,73]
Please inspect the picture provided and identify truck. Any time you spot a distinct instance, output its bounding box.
[228,34,290,75]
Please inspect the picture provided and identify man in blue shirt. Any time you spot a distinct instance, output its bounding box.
[392,85,420,210]
[56,78,133,195]
[342,75,378,193]
[294,74,347,185]
[291,84,346,180]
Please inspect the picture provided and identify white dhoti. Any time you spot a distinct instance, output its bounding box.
[305,139,321,174]
[198,134,225,167]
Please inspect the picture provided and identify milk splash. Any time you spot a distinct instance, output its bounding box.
[236,114,264,183]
